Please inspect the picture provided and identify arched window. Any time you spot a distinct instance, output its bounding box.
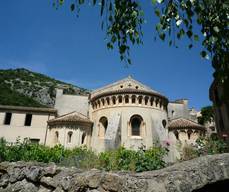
[101,98,105,106]
[99,116,108,137]
[174,130,179,140]
[187,130,192,140]
[98,100,101,108]
[112,96,116,105]
[150,97,154,106]
[131,95,136,103]
[106,97,110,105]
[162,119,167,128]
[138,96,143,104]
[130,115,143,136]
[81,132,86,144]
[118,95,122,103]
[67,131,73,143]
[55,131,59,143]
[144,96,149,105]
[125,95,129,103]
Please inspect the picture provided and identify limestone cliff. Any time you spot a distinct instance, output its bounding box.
[0,68,89,107]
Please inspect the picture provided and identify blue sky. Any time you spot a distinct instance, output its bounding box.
[0,0,213,110]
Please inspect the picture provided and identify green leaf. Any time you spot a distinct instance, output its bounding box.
[152,0,157,5]
[186,30,193,38]
[70,4,75,11]
[201,51,207,58]
[159,33,165,40]
[92,0,97,5]
[169,40,172,46]
[194,35,199,41]
[156,23,162,31]
[59,0,64,5]
[155,9,160,17]
[79,0,84,5]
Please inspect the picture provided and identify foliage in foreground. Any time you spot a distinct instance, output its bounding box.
[0,138,167,172]
[181,136,229,161]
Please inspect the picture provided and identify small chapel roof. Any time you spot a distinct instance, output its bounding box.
[47,111,93,126]
[168,118,206,131]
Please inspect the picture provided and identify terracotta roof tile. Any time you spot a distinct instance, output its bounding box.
[169,118,206,130]
[48,111,92,126]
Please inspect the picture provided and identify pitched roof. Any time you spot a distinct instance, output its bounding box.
[0,105,57,114]
[168,118,206,130]
[47,111,92,126]
[91,76,167,100]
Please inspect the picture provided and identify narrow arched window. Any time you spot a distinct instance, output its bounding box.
[174,130,179,140]
[138,96,142,104]
[101,98,105,106]
[118,96,122,103]
[106,97,110,105]
[144,97,149,105]
[132,95,136,103]
[99,116,108,137]
[81,132,86,144]
[112,96,116,105]
[130,115,143,136]
[67,131,73,143]
[187,130,192,140]
[125,95,129,103]
[150,98,154,106]
[55,131,59,143]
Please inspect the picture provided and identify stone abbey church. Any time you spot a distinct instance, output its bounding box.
[0,76,206,161]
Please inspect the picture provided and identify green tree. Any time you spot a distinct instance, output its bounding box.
[198,106,214,125]
[54,0,229,99]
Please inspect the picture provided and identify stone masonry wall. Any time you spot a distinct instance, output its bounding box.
[0,153,229,192]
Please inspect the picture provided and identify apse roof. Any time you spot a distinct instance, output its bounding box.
[91,76,165,98]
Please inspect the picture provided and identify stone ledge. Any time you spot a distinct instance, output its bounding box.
[0,153,229,192]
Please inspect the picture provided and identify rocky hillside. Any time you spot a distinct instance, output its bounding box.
[0,68,89,107]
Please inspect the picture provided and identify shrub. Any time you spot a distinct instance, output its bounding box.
[0,138,168,172]
[181,144,198,161]
[99,146,167,172]
[195,136,228,156]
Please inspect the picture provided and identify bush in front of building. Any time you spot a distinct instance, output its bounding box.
[181,136,229,161]
[98,146,168,172]
[0,138,168,172]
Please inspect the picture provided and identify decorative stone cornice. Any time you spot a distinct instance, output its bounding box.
[90,88,168,103]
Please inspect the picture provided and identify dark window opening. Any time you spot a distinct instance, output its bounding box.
[174,131,179,140]
[118,96,122,103]
[24,114,32,126]
[132,96,136,103]
[125,96,129,103]
[4,112,12,125]
[99,116,108,137]
[112,97,116,105]
[162,120,167,128]
[29,138,40,144]
[187,130,192,140]
[131,115,142,136]
[82,132,86,144]
[68,131,73,143]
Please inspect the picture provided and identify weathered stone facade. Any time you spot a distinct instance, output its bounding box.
[0,153,229,192]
